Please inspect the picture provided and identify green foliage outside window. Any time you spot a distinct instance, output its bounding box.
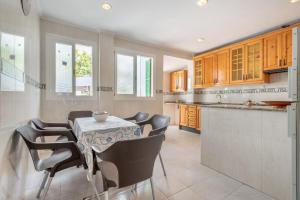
[75,49,92,77]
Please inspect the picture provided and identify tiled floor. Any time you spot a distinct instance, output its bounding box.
[23,126,275,200]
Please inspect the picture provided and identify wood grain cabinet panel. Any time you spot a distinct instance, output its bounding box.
[194,58,204,88]
[170,70,187,92]
[215,49,230,85]
[230,45,245,84]
[264,34,279,70]
[203,55,215,87]
[179,104,188,126]
[196,106,201,131]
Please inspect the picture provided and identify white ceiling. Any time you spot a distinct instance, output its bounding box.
[163,55,193,72]
[39,0,300,54]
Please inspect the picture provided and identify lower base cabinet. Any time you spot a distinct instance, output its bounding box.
[179,104,201,132]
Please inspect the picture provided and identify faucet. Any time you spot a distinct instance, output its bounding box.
[216,94,222,104]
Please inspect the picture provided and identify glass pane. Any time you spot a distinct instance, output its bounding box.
[75,44,93,96]
[116,54,134,95]
[55,43,72,93]
[0,32,25,91]
[137,56,153,97]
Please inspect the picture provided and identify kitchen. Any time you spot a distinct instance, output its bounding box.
[163,23,298,200]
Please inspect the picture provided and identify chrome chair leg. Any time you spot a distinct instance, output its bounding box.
[158,152,167,176]
[150,178,155,200]
[41,177,53,200]
[36,171,49,198]
[90,175,101,200]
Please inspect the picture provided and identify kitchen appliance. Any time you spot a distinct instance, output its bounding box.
[288,27,300,200]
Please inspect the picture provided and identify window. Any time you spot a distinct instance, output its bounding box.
[115,50,154,98]
[53,41,93,97]
[0,32,25,91]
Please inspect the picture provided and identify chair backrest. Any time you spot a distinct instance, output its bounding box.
[68,110,93,123]
[150,114,170,130]
[95,134,164,188]
[31,118,46,130]
[15,125,41,170]
[133,112,149,122]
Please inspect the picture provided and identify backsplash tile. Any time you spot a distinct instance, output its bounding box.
[164,72,288,104]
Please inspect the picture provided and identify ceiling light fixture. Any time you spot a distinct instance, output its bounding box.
[290,0,300,3]
[197,38,205,42]
[197,0,208,7]
[102,1,112,10]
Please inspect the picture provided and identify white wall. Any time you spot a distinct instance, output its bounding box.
[40,19,193,121]
[0,0,41,199]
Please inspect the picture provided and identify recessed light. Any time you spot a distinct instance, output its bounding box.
[197,38,205,42]
[197,0,208,7]
[290,0,300,3]
[102,1,112,10]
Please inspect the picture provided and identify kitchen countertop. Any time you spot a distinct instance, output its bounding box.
[164,101,287,112]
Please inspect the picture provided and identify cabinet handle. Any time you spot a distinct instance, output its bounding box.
[279,59,282,66]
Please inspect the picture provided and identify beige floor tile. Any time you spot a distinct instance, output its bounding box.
[168,188,207,200]
[225,185,274,200]
[190,172,242,200]
[153,176,187,197]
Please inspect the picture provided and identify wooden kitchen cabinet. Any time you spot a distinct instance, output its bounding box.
[264,28,292,71]
[194,57,204,88]
[244,39,267,82]
[230,45,245,84]
[170,70,187,92]
[196,106,201,131]
[179,104,201,132]
[214,49,230,85]
[179,104,188,126]
[188,105,197,128]
[203,55,215,87]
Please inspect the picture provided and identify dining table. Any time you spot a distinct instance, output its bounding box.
[73,115,141,180]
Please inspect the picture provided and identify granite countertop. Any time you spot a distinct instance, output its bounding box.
[164,101,287,112]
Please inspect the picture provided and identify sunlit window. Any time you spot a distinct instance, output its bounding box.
[0,32,25,91]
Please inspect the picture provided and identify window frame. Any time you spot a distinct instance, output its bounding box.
[45,33,97,100]
[114,48,155,100]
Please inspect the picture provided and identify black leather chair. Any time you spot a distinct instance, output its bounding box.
[16,125,86,200]
[68,110,93,124]
[137,114,170,176]
[92,134,165,200]
[124,112,149,132]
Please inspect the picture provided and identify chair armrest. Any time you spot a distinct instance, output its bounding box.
[149,127,167,137]
[136,119,151,127]
[45,122,71,129]
[37,129,76,142]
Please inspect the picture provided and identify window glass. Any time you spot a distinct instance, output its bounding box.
[55,43,72,93]
[75,44,93,96]
[116,54,134,95]
[137,56,152,97]
[0,32,25,91]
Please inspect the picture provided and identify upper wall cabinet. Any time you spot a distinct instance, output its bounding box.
[170,70,187,92]
[245,39,267,82]
[230,45,245,84]
[194,57,204,88]
[264,28,292,71]
[214,49,230,85]
[203,55,215,87]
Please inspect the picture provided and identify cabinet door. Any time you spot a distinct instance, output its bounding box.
[179,105,188,126]
[177,70,187,92]
[194,58,203,88]
[215,49,229,85]
[203,55,215,87]
[281,29,292,68]
[230,45,245,84]
[196,106,201,131]
[188,105,197,128]
[170,72,177,92]
[245,39,264,82]
[264,34,280,70]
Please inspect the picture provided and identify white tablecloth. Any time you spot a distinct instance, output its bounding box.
[74,116,141,177]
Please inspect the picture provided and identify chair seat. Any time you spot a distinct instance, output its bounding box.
[56,135,69,142]
[36,149,72,171]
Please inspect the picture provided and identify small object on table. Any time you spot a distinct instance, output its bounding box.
[93,111,109,122]
[262,101,292,108]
